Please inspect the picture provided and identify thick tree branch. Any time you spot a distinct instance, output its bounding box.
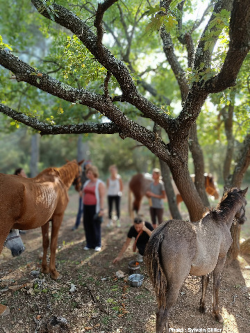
[30,0,171,130]
[0,103,120,135]
[231,134,250,187]
[94,0,118,51]
[205,0,250,92]
[160,27,189,101]
[194,0,234,70]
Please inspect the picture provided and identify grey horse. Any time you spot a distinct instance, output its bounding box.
[0,229,25,316]
[144,187,248,333]
[4,229,25,257]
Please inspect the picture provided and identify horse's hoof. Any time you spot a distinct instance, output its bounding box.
[41,267,50,274]
[0,304,10,316]
[50,272,61,280]
[214,313,223,323]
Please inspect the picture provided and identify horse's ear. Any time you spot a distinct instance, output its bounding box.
[241,187,248,196]
[78,159,84,166]
[223,186,230,195]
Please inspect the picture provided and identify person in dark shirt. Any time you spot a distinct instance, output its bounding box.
[72,160,91,231]
[113,216,153,263]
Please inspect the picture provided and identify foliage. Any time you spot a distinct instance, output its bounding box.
[0,0,249,220]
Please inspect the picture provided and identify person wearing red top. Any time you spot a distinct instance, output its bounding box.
[81,165,105,251]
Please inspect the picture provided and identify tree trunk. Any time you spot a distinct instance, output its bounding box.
[30,133,39,177]
[227,224,241,262]
[77,135,89,162]
[168,141,206,222]
[159,160,182,220]
[221,103,234,182]
[227,134,250,262]
[189,123,210,207]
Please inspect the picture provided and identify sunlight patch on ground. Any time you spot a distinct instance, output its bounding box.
[237,255,250,287]
[221,307,238,333]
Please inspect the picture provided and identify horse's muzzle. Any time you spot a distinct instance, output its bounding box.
[11,246,25,257]
[238,216,247,225]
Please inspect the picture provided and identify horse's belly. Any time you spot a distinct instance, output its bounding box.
[190,262,217,276]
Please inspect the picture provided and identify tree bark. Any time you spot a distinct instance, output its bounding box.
[221,102,234,182]
[227,134,250,261]
[159,160,182,220]
[189,123,210,207]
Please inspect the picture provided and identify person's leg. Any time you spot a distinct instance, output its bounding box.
[107,196,113,227]
[149,207,157,229]
[108,195,112,219]
[93,215,102,250]
[136,244,145,262]
[156,208,164,225]
[72,196,83,230]
[83,205,95,248]
[115,195,121,227]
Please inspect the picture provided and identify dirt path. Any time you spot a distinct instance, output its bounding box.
[1,190,250,333]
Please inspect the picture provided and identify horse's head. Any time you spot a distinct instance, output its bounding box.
[72,160,84,192]
[235,187,248,224]
[205,174,220,199]
[4,229,25,257]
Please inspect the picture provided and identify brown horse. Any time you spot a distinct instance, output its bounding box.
[0,159,83,280]
[128,172,219,217]
[144,187,248,333]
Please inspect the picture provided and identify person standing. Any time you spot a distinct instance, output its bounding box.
[146,168,166,229]
[82,165,105,251]
[14,168,27,178]
[72,160,92,231]
[106,165,123,228]
[112,216,153,263]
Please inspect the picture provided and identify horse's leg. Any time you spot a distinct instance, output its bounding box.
[212,256,226,323]
[176,194,182,211]
[156,281,186,333]
[199,274,210,313]
[41,222,50,274]
[49,215,63,279]
[128,187,133,219]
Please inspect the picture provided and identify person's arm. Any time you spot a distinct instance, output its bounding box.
[106,178,109,188]
[98,182,106,216]
[113,237,131,264]
[142,222,153,237]
[119,177,123,192]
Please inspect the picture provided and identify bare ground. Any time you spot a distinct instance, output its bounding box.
[1,188,250,333]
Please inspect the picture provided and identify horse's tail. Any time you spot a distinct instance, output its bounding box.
[144,222,169,309]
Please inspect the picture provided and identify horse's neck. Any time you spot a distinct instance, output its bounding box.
[220,201,241,229]
[57,163,77,189]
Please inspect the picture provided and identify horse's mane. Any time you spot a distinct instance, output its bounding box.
[209,187,242,221]
[56,160,78,185]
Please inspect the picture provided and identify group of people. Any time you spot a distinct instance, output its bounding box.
[72,162,166,262]
[15,162,166,263]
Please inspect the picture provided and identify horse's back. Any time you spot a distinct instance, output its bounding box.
[159,219,197,251]
[0,173,60,229]
[0,174,27,220]
[129,173,151,195]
